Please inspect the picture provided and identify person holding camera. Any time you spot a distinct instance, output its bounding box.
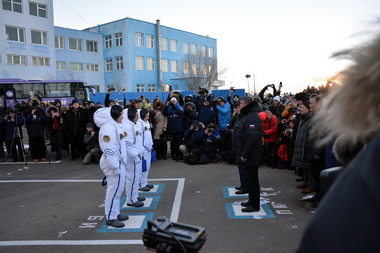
[83,123,102,165]
[26,104,47,162]
[164,93,184,161]
[190,123,221,164]
[2,109,24,162]
[180,120,205,161]
[282,97,298,120]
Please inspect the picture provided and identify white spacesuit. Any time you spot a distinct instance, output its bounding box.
[138,109,154,190]
[94,106,128,228]
[121,107,145,207]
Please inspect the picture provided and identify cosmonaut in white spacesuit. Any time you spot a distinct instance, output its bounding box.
[122,107,145,207]
[94,105,129,228]
[138,108,154,191]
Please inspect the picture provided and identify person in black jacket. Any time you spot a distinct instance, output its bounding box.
[83,123,101,164]
[67,100,88,160]
[232,96,263,212]
[25,106,47,162]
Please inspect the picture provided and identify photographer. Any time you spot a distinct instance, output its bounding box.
[191,123,221,164]
[2,109,24,162]
[197,97,215,126]
[26,104,47,162]
[164,93,184,161]
[215,97,232,139]
[282,97,298,120]
[180,120,204,161]
[258,83,282,106]
[227,87,240,112]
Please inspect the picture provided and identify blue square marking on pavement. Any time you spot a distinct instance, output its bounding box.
[120,196,160,210]
[98,212,154,233]
[222,186,249,198]
[139,183,165,194]
[225,203,275,219]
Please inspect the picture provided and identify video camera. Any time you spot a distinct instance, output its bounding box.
[142,216,206,253]
[230,87,235,92]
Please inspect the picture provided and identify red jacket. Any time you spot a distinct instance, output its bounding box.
[260,111,278,143]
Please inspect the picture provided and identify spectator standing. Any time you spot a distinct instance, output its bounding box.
[152,100,168,160]
[2,109,24,162]
[46,106,63,161]
[67,100,88,160]
[25,106,47,162]
[232,96,263,212]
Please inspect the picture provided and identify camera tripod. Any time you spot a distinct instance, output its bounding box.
[8,116,27,164]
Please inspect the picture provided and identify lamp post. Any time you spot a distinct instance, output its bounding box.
[245,74,251,95]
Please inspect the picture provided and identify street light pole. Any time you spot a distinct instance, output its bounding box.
[245,74,251,95]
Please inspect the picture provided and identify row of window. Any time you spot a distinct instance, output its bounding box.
[136,83,156,92]
[6,54,99,71]
[135,56,178,73]
[5,25,99,52]
[134,32,214,57]
[2,0,47,18]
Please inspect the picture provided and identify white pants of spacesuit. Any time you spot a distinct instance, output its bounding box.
[103,163,126,220]
[140,150,152,188]
[125,158,142,204]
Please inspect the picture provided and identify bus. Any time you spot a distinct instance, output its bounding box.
[0,79,95,109]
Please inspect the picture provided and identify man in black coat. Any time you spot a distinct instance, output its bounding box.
[232,96,263,212]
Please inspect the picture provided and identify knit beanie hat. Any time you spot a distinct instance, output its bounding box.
[302,101,310,110]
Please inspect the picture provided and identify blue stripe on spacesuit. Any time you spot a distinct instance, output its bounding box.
[142,127,150,153]
[130,161,137,203]
[107,166,121,220]
[103,148,114,158]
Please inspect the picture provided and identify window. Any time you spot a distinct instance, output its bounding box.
[161,37,168,50]
[6,54,26,65]
[56,61,66,70]
[135,32,143,47]
[148,84,156,92]
[32,57,50,66]
[69,62,83,71]
[116,56,123,70]
[171,39,178,52]
[161,59,169,72]
[147,34,154,48]
[171,60,178,73]
[87,64,99,72]
[105,35,112,48]
[147,57,155,71]
[31,30,47,45]
[192,63,197,74]
[137,84,145,92]
[191,44,197,55]
[106,58,113,72]
[184,62,190,74]
[86,40,98,52]
[69,38,82,50]
[115,32,122,46]
[5,26,24,42]
[183,42,189,54]
[136,56,144,70]
[29,2,47,18]
[202,46,207,57]
[55,36,64,49]
[208,47,214,58]
[2,0,22,13]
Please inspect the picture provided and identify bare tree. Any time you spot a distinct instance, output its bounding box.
[109,73,125,92]
[63,70,81,80]
[178,50,226,91]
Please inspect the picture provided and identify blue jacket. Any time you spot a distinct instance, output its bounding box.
[164,103,184,133]
[216,102,231,131]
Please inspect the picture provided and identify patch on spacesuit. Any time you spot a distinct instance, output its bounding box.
[103,135,111,142]
[124,131,128,137]
[144,126,150,131]
[136,131,140,136]
[120,133,124,140]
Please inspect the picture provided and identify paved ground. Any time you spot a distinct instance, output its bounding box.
[0,152,315,253]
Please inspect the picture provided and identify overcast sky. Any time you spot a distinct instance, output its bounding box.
[53,0,380,93]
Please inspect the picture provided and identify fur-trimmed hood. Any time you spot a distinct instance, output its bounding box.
[313,31,380,165]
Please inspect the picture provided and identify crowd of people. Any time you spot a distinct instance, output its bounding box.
[0,83,338,209]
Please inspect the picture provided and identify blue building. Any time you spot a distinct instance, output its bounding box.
[1,0,223,92]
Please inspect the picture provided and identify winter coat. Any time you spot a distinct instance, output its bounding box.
[152,111,167,140]
[216,102,231,132]
[232,100,263,167]
[196,129,221,159]
[25,113,47,138]
[261,111,278,143]
[197,105,215,126]
[47,115,62,146]
[67,107,88,136]
[164,102,184,133]
[83,130,100,151]
[291,113,312,169]
[183,102,198,130]
[2,114,24,141]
